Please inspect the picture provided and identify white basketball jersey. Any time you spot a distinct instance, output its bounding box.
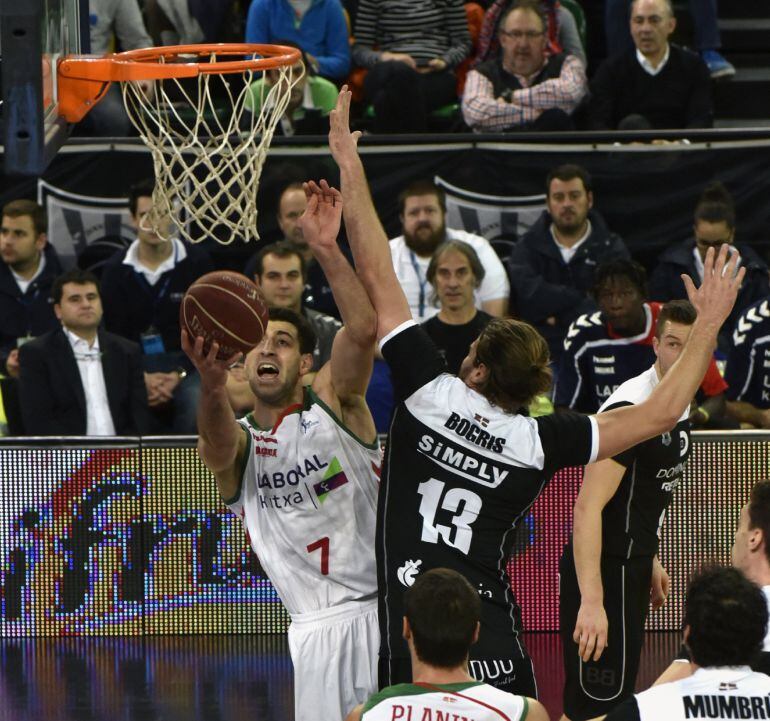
[635,667,770,721]
[362,682,528,720]
[227,388,381,616]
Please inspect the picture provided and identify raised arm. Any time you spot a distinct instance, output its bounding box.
[300,180,377,442]
[181,331,245,501]
[594,245,744,460]
[327,88,412,341]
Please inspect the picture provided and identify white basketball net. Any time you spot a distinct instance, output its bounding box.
[121,53,301,245]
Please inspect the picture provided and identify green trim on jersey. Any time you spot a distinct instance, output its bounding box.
[222,423,251,506]
[522,696,529,719]
[307,387,380,451]
[362,682,484,716]
[244,412,271,431]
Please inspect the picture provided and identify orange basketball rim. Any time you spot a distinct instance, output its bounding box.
[57,43,301,123]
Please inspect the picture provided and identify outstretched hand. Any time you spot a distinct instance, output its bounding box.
[682,244,745,327]
[299,179,343,254]
[329,86,362,167]
[181,329,241,389]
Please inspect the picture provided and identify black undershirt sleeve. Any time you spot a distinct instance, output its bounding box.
[536,410,595,473]
[381,323,448,402]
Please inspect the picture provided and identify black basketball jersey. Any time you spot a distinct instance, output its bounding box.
[598,366,692,559]
[378,322,597,660]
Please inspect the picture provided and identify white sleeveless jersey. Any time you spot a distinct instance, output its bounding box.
[227,388,381,616]
[362,681,528,720]
[635,667,770,721]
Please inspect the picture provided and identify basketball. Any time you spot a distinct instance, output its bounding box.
[180,271,269,360]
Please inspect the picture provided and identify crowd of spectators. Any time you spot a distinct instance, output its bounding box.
[1,160,769,436]
[79,0,736,138]
[0,0,756,435]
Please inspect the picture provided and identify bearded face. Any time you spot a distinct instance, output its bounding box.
[401,194,447,257]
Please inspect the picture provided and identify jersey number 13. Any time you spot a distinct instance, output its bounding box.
[417,478,482,555]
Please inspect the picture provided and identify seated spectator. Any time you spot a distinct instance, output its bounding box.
[352,0,471,133]
[245,0,350,80]
[0,200,62,380]
[604,0,734,79]
[723,296,770,429]
[228,241,341,414]
[250,241,340,372]
[507,164,629,363]
[587,0,712,130]
[345,568,549,721]
[554,260,728,427]
[474,0,587,68]
[144,0,237,45]
[244,182,340,318]
[81,0,153,137]
[245,51,338,136]
[649,182,768,354]
[603,566,770,721]
[389,180,509,321]
[421,240,493,374]
[19,270,151,436]
[461,0,587,132]
[100,179,214,434]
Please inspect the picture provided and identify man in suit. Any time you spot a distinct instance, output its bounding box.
[18,269,151,435]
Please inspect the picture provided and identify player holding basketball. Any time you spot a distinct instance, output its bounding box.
[325,87,744,697]
[182,182,381,721]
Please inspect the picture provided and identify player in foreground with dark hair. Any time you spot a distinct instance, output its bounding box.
[654,480,770,686]
[325,86,744,697]
[345,568,549,721]
[560,300,699,721]
[602,566,770,721]
[182,182,382,721]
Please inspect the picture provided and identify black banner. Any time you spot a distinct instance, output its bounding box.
[1,137,769,273]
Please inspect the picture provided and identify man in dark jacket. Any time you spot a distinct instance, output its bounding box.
[0,200,62,378]
[507,164,630,362]
[19,269,151,435]
[649,183,769,354]
[100,180,214,433]
[587,0,712,130]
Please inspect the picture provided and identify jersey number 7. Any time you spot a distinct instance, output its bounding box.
[307,536,330,575]
[417,478,482,555]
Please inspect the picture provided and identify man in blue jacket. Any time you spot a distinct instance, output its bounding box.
[245,0,350,80]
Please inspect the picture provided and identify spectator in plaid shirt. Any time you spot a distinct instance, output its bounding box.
[461,0,586,132]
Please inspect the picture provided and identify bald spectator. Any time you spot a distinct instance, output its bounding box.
[587,0,712,130]
[462,0,587,132]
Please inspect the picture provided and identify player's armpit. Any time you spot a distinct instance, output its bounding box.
[313,361,378,446]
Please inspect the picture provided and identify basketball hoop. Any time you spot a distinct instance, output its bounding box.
[58,44,303,245]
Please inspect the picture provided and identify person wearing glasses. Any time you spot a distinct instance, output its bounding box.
[586,0,713,130]
[18,269,151,436]
[649,182,769,355]
[461,0,587,132]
